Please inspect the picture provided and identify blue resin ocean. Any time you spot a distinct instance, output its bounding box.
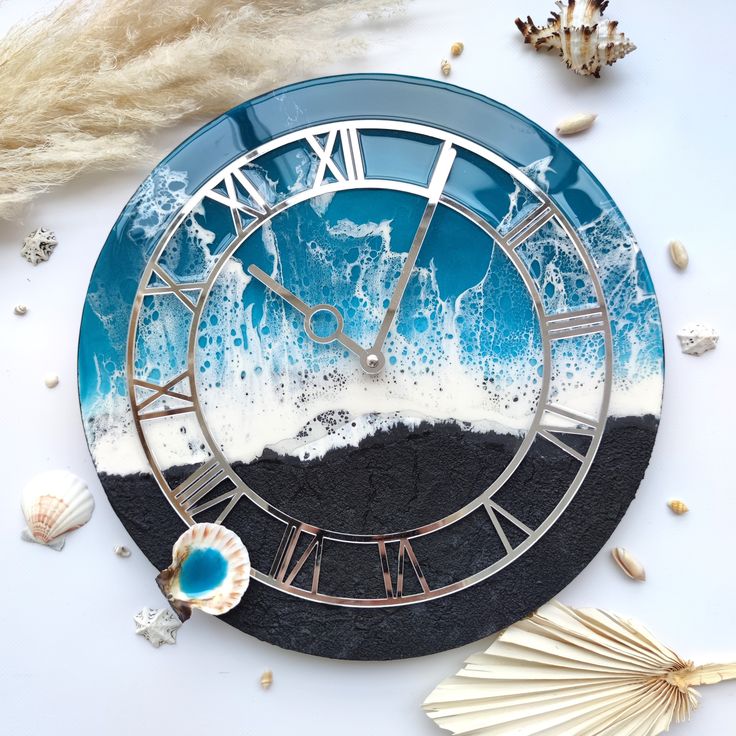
[78,76,663,477]
[80,163,662,476]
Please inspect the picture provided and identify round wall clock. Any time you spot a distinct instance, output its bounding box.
[78,74,664,660]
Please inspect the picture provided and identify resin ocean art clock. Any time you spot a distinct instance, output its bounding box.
[78,74,664,660]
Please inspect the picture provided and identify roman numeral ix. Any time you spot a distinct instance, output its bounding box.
[133,370,194,420]
[142,265,206,313]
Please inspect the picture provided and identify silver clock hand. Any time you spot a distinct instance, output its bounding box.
[367,142,457,364]
[247,265,382,374]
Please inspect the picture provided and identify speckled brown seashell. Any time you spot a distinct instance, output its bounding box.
[515,0,636,77]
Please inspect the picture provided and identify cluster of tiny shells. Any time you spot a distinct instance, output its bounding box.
[440,41,464,76]
[611,547,646,581]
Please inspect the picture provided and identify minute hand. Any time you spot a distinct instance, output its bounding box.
[369,142,457,359]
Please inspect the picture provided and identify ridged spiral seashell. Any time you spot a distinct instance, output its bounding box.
[515,0,636,77]
[668,499,689,515]
[20,470,94,550]
[450,42,464,57]
[156,523,250,622]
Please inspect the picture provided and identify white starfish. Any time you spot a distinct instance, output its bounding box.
[21,227,58,265]
[134,607,181,648]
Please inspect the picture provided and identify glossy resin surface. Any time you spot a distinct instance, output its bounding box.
[78,74,663,659]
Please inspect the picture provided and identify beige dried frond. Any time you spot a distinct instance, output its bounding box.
[424,601,736,736]
[0,0,403,220]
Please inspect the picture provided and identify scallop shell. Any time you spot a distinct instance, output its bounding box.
[156,523,250,621]
[516,0,636,77]
[20,470,94,550]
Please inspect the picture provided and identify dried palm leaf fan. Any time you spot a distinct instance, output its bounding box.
[424,602,736,736]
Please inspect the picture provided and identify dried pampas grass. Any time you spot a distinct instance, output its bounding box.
[0,0,403,220]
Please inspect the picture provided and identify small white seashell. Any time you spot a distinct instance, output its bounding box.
[156,523,251,621]
[21,227,58,265]
[440,59,451,76]
[611,546,646,581]
[44,373,59,388]
[516,1,636,77]
[134,608,181,648]
[20,470,94,550]
[677,322,718,356]
[668,240,689,270]
[260,670,273,690]
[114,545,132,557]
[13,304,28,316]
[556,112,597,136]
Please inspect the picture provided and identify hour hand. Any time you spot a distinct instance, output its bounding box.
[247,265,383,374]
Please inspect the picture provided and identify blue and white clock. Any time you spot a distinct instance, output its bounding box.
[78,74,664,659]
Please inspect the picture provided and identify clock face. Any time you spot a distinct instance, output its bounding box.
[79,75,664,659]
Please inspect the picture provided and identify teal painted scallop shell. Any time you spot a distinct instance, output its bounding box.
[156,523,250,621]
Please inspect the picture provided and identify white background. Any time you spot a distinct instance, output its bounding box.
[1,1,734,734]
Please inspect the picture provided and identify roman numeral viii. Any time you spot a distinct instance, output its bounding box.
[172,458,242,524]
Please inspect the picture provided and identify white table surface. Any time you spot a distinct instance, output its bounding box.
[1,1,734,734]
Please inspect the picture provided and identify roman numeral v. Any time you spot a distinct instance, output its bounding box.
[378,538,430,599]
